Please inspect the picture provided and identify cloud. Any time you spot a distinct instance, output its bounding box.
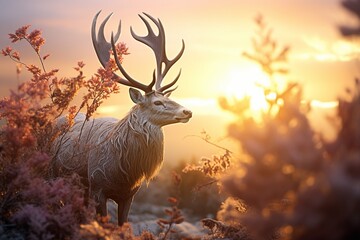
[292,36,360,62]
[310,100,338,109]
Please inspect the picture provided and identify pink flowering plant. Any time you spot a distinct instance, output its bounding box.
[0,25,128,239]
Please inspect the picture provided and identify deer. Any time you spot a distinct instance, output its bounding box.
[52,11,192,225]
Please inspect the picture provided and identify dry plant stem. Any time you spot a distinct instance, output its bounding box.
[52,105,86,162]
[157,177,184,239]
[185,134,233,153]
[195,179,219,191]
[5,38,46,73]
[24,37,46,73]
[6,55,26,68]
[161,223,174,240]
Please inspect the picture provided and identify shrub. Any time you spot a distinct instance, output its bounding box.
[191,14,360,240]
[0,24,131,239]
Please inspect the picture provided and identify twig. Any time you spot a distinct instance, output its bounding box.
[161,222,174,240]
[195,179,219,191]
[24,38,46,73]
[184,134,233,154]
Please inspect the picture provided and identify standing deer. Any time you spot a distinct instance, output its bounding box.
[52,11,192,225]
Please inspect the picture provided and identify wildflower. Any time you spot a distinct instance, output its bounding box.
[2,46,12,56]
[74,61,85,71]
[11,51,20,61]
[9,25,30,42]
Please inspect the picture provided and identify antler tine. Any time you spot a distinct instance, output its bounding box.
[92,11,121,68]
[92,11,155,93]
[111,33,155,93]
[160,39,185,84]
[162,86,178,96]
[130,12,185,93]
[157,69,181,93]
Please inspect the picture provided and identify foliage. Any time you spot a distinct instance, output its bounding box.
[339,0,360,36]
[176,158,224,217]
[132,160,223,225]
[0,25,136,239]
[157,197,185,240]
[242,14,290,78]
[202,217,249,240]
[80,219,156,240]
[183,132,231,179]
[185,15,360,240]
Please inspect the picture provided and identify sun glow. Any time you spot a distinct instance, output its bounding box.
[221,65,272,112]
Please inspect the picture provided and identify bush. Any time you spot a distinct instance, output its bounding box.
[0,24,134,239]
[189,14,360,240]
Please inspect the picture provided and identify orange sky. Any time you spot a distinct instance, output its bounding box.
[0,0,359,164]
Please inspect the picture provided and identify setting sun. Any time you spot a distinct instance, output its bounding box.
[221,65,271,112]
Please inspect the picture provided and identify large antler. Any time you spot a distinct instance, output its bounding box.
[130,13,185,94]
[92,11,185,94]
[92,11,155,93]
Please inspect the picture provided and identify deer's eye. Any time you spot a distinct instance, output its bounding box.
[154,100,164,106]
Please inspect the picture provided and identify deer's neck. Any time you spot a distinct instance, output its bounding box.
[111,106,164,187]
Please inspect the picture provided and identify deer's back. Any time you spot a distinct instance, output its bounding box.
[52,114,117,179]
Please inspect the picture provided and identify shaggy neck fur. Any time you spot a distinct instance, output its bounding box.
[109,105,164,188]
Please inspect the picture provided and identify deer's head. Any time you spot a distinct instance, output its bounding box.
[92,11,192,127]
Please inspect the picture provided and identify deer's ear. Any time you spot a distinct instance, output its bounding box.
[129,88,144,103]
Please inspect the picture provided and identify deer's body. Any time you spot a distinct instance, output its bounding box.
[52,11,191,225]
[54,104,165,223]
[57,106,164,188]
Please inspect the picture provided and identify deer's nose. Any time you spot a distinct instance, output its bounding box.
[183,109,192,117]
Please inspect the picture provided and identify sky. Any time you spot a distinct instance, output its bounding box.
[0,0,359,164]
